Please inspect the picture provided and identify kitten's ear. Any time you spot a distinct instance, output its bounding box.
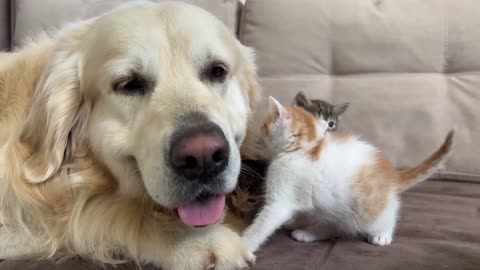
[333,103,350,116]
[292,91,311,107]
[269,96,288,120]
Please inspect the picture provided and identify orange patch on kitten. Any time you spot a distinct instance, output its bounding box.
[350,152,397,224]
[309,139,324,160]
[288,106,318,143]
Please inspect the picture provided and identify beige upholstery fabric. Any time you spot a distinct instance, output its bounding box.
[11,0,239,47]
[240,0,480,181]
[0,0,9,51]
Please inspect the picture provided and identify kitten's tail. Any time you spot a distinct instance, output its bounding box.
[396,130,455,192]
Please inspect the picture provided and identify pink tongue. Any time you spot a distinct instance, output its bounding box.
[177,194,225,226]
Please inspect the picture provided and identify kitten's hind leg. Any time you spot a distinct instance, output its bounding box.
[365,195,400,246]
[291,222,337,243]
[283,212,309,230]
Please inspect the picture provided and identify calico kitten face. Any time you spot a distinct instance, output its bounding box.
[229,184,262,213]
[261,97,328,153]
[292,91,349,131]
[227,168,265,222]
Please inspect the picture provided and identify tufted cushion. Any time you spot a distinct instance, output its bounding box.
[239,0,480,181]
[11,0,240,48]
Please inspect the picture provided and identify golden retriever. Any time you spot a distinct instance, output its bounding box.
[0,2,261,269]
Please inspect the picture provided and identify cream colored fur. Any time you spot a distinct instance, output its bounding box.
[0,2,260,269]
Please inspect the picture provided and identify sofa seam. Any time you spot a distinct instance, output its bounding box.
[9,0,15,49]
[224,0,231,33]
[443,0,449,173]
[442,0,449,74]
[257,71,480,80]
[237,0,247,43]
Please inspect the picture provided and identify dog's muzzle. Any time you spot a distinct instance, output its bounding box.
[167,112,231,227]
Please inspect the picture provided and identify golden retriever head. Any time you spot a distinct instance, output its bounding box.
[20,2,259,227]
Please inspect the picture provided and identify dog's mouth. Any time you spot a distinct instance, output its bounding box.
[177,192,226,227]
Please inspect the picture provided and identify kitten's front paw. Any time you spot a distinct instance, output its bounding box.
[368,233,393,246]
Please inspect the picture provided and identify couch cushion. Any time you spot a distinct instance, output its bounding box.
[0,0,9,51]
[11,0,240,48]
[254,180,480,270]
[1,180,478,269]
[239,0,480,181]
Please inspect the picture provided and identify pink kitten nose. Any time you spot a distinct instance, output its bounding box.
[170,128,230,180]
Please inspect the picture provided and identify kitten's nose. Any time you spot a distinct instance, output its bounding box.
[170,121,229,180]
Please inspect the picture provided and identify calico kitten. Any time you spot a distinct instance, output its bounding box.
[227,159,268,223]
[241,97,454,252]
[229,93,350,223]
[292,91,349,131]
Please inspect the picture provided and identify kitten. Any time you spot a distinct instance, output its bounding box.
[229,93,350,222]
[241,97,454,252]
[227,159,268,223]
[292,91,349,131]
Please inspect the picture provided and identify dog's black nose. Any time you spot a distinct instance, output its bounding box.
[170,121,229,180]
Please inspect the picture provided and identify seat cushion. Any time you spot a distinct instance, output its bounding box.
[1,180,479,269]
[254,180,480,270]
[11,0,240,48]
[239,0,480,182]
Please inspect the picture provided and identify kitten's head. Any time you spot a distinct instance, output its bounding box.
[292,91,349,131]
[261,96,328,154]
[229,176,263,214]
[227,169,265,222]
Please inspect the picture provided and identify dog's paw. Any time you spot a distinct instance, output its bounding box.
[167,225,255,270]
[207,226,255,270]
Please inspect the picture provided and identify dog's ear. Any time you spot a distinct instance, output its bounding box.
[20,22,92,184]
[239,46,261,114]
[237,46,271,160]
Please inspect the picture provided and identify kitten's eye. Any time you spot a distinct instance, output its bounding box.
[113,75,149,96]
[205,62,228,83]
[328,121,336,129]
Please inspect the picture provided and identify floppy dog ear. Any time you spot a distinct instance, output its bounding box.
[240,46,261,114]
[237,46,270,160]
[19,24,91,184]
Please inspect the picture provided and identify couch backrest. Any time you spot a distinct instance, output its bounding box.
[239,0,480,182]
[3,0,480,181]
[10,0,239,48]
[0,0,10,51]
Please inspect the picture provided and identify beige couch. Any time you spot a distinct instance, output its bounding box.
[1,0,479,269]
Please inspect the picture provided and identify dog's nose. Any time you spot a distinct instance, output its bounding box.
[170,128,229,180]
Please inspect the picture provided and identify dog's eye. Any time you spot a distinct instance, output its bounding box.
[206,63,228,83]
[113,75,148,95]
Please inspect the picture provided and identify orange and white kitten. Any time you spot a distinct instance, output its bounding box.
[242,97,454,252]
